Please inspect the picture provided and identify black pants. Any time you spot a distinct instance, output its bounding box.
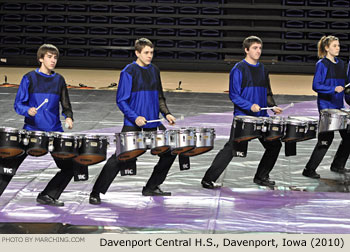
[0,153,87,199]
[41,158,88,199]
[92,125,177,194]
[203,120,282,182]
[306,130,350,171]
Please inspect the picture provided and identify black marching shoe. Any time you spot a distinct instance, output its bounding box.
[89,191,101,205]
[264,177,276,185]
[264,175,275,186]
[253,177,275,187]
[330,166,350,174]
[201,180,222,189]
[302,169,320,179]
[142,186,171,196]
[36,193,64,207]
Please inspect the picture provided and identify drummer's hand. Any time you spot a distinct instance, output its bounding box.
[273,106,283,115]
[135,116,147,127]
[251,104,260,113]
[65,117,73,129]
[166,114,176,125]
[335,86,344,93]
[28,107,37,116]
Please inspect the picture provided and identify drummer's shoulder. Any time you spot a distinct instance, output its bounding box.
[122,62,144,75]
[231,61,245,71]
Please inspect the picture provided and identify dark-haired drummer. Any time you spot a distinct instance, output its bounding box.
[201,36,283,188]
[0,44,82,207]
[303,35,350,178]
[89,38,177,205]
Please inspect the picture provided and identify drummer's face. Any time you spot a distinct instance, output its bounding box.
[326,40,340,58]
[245,43,262,63]
[135,46,154,67]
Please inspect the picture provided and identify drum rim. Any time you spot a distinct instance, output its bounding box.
[179,127,196,133]
[82,134,107,140]
[53,133,79,139]
[195,128,215,133]
[0,127,21,133]
[235,115,264,123]
[150,130,167,135]
[267,117,285,123]
[320,109,348,115]
[165,129,180,133]
[27,131,49,136]
[285,119,307,126]
[288,116,318,123]
[340,108,350,113]
[115,131,144,136]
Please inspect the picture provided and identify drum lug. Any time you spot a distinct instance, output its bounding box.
[48,143,54,152]
[99,138,103,149]
[23,137,29,146]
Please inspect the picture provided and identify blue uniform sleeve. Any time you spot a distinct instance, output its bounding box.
[14,75,31,117]
[116,71,139,123]
[229,67,253,111]
[345,62,350,105]
[312,62,335,94]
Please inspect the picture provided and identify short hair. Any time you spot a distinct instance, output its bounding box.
[135,38,154,53]
[37,44,59,63]
[317,35,339,59]
[242,36,263,51]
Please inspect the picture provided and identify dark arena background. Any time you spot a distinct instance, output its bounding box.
[1,0,350,235]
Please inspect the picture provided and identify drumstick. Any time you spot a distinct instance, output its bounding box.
[146,119,164,123]
[146,115,185,124]
[260,106,276,111]
[345,83,350,88]
[36,98,48,110]
[282,102,294,111]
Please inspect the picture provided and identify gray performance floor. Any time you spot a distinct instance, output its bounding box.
[1,87,350,234]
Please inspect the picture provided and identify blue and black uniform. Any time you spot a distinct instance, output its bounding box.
[14,69,72,131]
[92,62,177,195]
[305,57,350,174]
[202,60,282,184]
[0,69,82,198]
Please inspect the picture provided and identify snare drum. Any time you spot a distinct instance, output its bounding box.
[233,116,263,142]
[115,131,146,161]
[181,128,215,157]
[282,119,307,142]
[74,134,108,165]
[26,131,50,157]
[51,133,81,160]
[264,116,285,141]
[288,116,318,140]
[149,130,170,155]
[0,127,26,158]
[319,109,348,133]
[167,128,196,155]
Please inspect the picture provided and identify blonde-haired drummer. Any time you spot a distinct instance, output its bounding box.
[303,36,350,178]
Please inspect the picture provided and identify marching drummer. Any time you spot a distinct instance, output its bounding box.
[89,38,177,205]
[303,35,350,178]
[0,44,84,206]
[201,36,283,188]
